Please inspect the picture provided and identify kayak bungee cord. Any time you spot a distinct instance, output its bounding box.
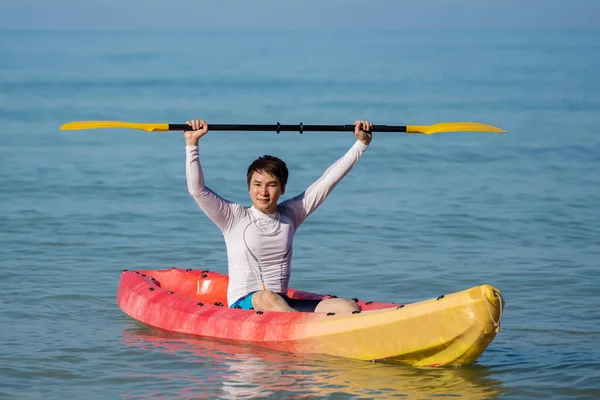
[485,290,504,333]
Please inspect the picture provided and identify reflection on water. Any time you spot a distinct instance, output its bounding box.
[120,324,504,399]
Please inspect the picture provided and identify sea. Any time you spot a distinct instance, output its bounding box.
[1,29,599,399]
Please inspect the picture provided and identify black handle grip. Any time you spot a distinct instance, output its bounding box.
[170,123,406,133]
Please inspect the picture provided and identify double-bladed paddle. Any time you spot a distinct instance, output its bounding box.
[60,121,505,135]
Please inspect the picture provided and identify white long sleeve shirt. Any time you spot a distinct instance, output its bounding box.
[186,140,368,306]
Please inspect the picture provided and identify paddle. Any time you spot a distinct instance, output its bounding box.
[60,121,505,135]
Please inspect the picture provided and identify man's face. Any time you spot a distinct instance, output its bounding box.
[248,171,285,214]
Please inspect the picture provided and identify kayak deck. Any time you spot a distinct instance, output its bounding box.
[117,268,504,367]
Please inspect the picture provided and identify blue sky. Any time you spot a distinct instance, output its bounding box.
[1,0,598,30]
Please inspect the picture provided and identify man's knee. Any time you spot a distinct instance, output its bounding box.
[315,298,360,313]
[252,290,296,312]
[252,290,278,307]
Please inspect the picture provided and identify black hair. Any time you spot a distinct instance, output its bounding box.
[246,155,288,188]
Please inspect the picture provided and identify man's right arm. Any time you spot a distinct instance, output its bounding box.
[186,145,238,233]
[184,119,240,233]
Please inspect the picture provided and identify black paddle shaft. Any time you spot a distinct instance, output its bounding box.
[169,123,407,134]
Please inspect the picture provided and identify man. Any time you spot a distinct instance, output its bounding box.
[185,119,372,313]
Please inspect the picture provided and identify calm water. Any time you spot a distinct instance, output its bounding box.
[1,29,599,399]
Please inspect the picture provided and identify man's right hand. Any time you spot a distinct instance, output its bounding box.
[184,119,209,146]
[354,120,373,146]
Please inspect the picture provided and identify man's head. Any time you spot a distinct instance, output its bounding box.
[247,155,288,214]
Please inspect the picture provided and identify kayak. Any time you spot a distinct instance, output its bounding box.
[117,268,504,367]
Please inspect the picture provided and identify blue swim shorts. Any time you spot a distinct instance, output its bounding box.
[230,291,257,310]
[230,291,322,312]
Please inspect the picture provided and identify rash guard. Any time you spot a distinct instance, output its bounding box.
[186,140,368,306]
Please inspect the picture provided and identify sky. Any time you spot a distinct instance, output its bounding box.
[0,0,599,30]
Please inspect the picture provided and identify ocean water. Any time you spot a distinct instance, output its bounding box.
[1,29,599,399]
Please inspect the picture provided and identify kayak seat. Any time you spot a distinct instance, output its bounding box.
[139,269,230,305]
[195,273,229,304]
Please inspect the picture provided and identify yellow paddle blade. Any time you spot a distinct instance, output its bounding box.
[406,122,506,135]
[60,121,170,132]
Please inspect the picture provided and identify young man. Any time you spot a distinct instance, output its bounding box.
[185,119,372,313]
